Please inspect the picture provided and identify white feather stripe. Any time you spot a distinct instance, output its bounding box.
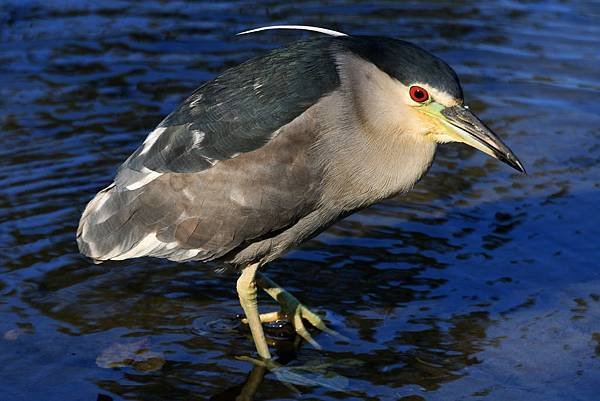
[103,231,203,261]
[237,25,348,37]
[138,127,166,156]
[109,233,163,260]
[125,169,162,190]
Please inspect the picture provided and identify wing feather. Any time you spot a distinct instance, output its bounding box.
[78,98,324,264]
[115,38,341,189]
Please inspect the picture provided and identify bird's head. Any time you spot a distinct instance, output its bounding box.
[339,36,525,173]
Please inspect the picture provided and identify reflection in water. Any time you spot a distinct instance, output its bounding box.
[1,1,599,400]
[210,364,267,401]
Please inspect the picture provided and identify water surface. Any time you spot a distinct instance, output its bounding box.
[1,1,599,400]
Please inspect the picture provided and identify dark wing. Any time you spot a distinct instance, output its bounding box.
[78,38,341,263]
[115,37,340,188]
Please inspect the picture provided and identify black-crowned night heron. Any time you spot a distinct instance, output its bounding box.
[77,26,524,360]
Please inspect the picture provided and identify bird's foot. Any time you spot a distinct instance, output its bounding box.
[283,301,345,350]
[242,301,347,349]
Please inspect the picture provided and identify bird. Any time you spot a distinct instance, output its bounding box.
[77,25,525,360]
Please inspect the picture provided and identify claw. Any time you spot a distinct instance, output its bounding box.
[254,272,349,348]
[241,303,349,346]
[298,306,350,342]
[293,309,322,350]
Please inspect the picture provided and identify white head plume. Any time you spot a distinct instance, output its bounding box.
[237,25,348,37]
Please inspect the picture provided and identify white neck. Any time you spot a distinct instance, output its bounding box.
[313,91,436,210]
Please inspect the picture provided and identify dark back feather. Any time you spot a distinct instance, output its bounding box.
[118,38,341,182]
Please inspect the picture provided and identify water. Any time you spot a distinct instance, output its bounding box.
[1,1,599,400]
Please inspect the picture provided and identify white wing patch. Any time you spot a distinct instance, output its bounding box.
[237,25,348,37]
[138,127,166,156]
[125,167,162,190]
[189,94,203,108]
[105,232,202,261]
[108,232,164,260]
[191,130,206,147]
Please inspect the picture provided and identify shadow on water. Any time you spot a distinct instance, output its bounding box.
[1,1,599,400]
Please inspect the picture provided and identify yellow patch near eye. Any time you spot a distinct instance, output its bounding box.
[414,102,459,142]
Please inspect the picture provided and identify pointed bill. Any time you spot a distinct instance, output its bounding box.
[440,105,526,173]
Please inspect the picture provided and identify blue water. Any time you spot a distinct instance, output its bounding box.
[1,1,599,400]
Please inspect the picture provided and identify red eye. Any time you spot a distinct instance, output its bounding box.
[409,86,429,103]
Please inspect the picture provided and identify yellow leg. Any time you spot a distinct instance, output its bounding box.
[236,263,271,359]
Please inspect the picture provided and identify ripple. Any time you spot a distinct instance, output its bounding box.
[0,1,598,400]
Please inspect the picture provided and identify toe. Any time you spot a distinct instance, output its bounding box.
[293,312,322,350]
[241,310,284,325]
[299,306,350,342]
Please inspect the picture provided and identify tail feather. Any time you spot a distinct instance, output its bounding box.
[77,183,154,261]
[77,182,212,262]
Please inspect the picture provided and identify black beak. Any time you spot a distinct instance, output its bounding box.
[441,105,526,174]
